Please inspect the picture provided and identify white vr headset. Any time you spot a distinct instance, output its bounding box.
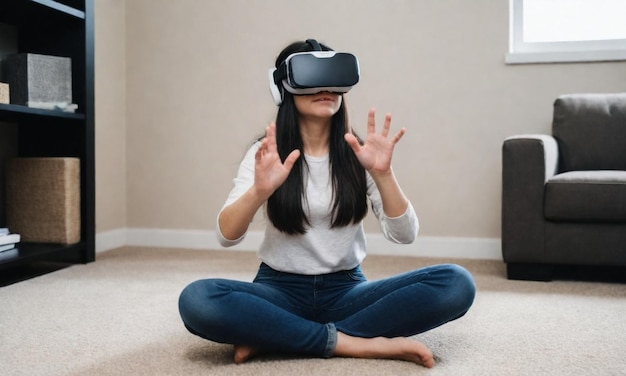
[268,39,360,106]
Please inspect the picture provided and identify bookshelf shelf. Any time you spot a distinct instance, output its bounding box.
[0,103,84,121]
[0,0,94,284]
[0,242,85,268]
[31,0,86,19]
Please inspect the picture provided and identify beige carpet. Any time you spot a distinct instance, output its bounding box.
[1,247,625,376]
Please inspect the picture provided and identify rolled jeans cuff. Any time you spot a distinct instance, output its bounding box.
[322,323,337,358]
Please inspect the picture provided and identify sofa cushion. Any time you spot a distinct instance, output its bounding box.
[552,93,626,172]
[545,170,626,222]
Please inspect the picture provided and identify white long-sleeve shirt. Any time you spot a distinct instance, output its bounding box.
[217,141,419,275]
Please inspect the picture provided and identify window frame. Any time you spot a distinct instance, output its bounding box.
[506,0,626,64]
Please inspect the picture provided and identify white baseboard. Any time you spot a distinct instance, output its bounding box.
[95,228,127,253]
[96,228,502,260]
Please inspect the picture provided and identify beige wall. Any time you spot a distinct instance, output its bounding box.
[95,0,127,231]
[95,0,626,240]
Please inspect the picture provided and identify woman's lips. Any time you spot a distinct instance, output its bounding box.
[313,95,334,102]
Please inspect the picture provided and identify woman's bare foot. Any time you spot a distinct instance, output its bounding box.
[233,345,262,364]
[333,332,435,368]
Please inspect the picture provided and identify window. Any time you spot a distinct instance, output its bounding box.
[506,0,626,64]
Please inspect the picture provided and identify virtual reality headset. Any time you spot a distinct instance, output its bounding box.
[268,41,360,106]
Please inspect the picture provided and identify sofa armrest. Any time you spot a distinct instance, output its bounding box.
[502,135,558,263]
[505,135,559,181]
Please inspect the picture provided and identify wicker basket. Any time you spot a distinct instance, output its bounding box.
[6,157,80,244]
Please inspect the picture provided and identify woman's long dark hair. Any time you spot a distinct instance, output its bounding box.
[265,40,368,235]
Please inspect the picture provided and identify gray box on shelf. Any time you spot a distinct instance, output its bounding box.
[1,53,72,107]
[6,158,81,244]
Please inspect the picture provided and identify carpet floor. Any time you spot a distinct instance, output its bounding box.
[1,247,625,376]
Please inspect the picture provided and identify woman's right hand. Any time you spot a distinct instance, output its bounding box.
[253,122,300,199]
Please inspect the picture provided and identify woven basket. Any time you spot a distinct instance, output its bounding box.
[6,157,80,244]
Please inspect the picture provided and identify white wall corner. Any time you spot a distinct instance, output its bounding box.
[96,228,502,260]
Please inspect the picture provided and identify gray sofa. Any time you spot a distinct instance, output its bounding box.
[502,93,626,281]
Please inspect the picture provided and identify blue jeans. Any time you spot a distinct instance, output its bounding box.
[178,262,475,358]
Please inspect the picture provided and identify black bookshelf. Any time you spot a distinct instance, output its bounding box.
[0,103,85,121]
[0,0,95,285]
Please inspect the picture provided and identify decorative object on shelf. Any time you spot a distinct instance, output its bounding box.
[1,53,77,112]
[6,158,81,244]
[0,82,9,104]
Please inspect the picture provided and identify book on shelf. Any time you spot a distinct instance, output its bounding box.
[0,244,16,252]
[0,228,9,236]
[0,232,21,246]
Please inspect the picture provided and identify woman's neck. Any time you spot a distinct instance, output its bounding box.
[299,118,331,157]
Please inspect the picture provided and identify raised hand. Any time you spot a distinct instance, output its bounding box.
[344,108,405,175]
[254,122,300,199]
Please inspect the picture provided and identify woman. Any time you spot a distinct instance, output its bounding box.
[178,40,475,368]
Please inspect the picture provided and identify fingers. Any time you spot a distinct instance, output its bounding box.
[381,112,392,138]
[255,137,268,161]
[391,127,406,144]
[367,108,376,135]
[344,133,361,153]
[283,149,301,170]
[366,108,396,140]
[265,122,277,153]
[258,122,300,169]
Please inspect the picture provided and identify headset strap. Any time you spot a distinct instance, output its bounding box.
[306,39,322,51]
[273,64,287,85]
[274,39,322,85]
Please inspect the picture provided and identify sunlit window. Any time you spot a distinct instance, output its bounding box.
[506,0,626,64]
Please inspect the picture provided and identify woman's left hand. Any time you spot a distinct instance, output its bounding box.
[344,108,406,175]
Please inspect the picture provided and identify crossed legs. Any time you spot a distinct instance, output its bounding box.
[178,263,475,367]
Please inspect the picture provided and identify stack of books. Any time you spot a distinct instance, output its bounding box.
[0,228,20,260]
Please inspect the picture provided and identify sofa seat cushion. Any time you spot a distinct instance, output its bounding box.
[544,170,626,222]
